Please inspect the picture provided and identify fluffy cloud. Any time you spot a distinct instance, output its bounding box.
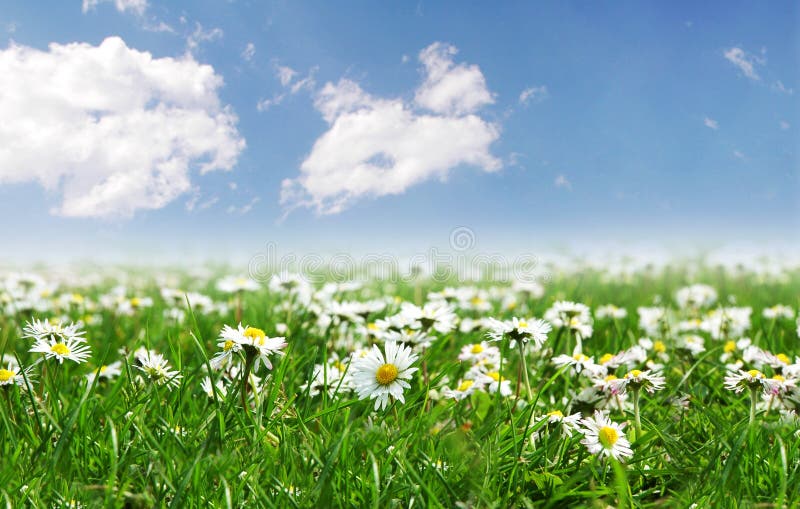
[704,117,719,130]
[0,37,244,218]
[257,64,316,112]
[414,42,494,115]
[281,43,500,215]
[519,85,548,106]
[554,174,572,190]
[723,47,762,81]
[82,0,147,15]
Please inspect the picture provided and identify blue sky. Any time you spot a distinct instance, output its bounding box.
[0,1,797,262]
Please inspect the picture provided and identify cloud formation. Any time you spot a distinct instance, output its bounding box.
[723,47,762,81]
[704,117,719,130]
[0,37,244,218]
[519,85,548,106]
[280,42,501,215]
[82,0,147,16]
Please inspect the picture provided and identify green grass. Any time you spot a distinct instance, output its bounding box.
[1,266,799,508]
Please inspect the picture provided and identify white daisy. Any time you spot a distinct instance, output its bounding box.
[442,378,485,401]
[350,341,418,411]
[539,410,582,437]
[135,351,182,390]
[0,363,30,388]
[723,369,767,394]
[217,275,260,293]
[552,353,606,377]
[86,361,122,384]
[486,317,551,348]
[23,318,86,344]
[29,335,91,364]
[579,411,633,461]
[200,376,228,398]
[212,324,287,371]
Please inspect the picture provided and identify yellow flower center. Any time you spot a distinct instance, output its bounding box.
[773,374,786,382]
[71,293,84,303]
[375,363,399,385]
[244,327,266,344]
[130,297,141,308]
[471,297,484,305]
[470,344,484,354]
[573,353,589,362]
[627,369,643,379]
[748,369,764,379]
[653,341,666,353]
[486,372,500,382]
[776,353,790,364]
[333,361,346,372]
[547,410,563,418]
[367,322,379,331]
[457,380,474,392]
[99,365,108,373]
[0,369,14,382]
[517,321,528,328]
[51,343,71,356]
[223,340,235,351]
[599,426,619,448]
[723,341,736,353]
[605,374,618,382]
[599,353,613,365]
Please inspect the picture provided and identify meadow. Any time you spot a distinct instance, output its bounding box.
[1,261,799,508]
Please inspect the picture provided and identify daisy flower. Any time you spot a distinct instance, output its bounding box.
[0,363,30,388]
[473,371,513,397]
[618,369,666,394]
[723,369,767,394]
[457,341,498,363]
[552,353,606,377]
[29,335,91,364]
[23,318,86,344]
[400,302,457,334]
[350,341,418,411]
[595,304,628,320]
[135,351,182,390]
[762,305,795,320]
[217,275,260,293]
[200,376,228,398]
[213,324,287,371]
[579,411,633,461]
[539,410,582,437]
[442,378,485,401]
[86,361,122,384]
[486,317,551,348]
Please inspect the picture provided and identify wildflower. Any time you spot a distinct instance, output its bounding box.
[724,369,767,394]
[474,371,513,397]
[675,284,718,309]
[486,317,551,348]
[212,324,287,371]
[217,275,260,293]
[0,363,29,388]
[552,353,606,377]
[539,410,582,437]
[618,369,666,394]
[458,341,497,363]
[596,304,628,320]
[135,351,182,390]
[400,302,457,334]
[762,305,795,320]
[351,341,418,411]
[23,318,86,344]
[86,361,122,384]
[200,376,228,398]
[29,335,91,364]
[579,411,633,461]
[442,378,484,401]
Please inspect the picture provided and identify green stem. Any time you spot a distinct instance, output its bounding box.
[632,388,642,438]
[749,387,758,426]
[518,341,532,401]
[241,353,256,416]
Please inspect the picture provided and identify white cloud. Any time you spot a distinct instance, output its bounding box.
[6,22,17,34]
[733,150,745,160]
[82,0,147,15]
[780,120,791,130]
[773,80,794,95]
[257,64,316,113]
[281,42,500,216]
[519,85,548,106]
[228,182,238,190]
[0,36,244,218]
[554,174,571,190]
[704,117,719,130]
[186,23,223,52]
[227,197,259,215]
[723,47,762,81]
[414,42,494,115]
[242,42,255,62]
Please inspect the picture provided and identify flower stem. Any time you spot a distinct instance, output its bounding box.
[518,341,532,400]
[749,387,759,426]
[241,353,256,416]
[632,387,642,438]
